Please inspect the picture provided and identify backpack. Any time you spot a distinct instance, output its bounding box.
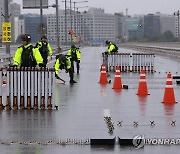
[113,43,118,52]
[71,49,78,61]
[21,45,37,67]
[38,42,48,58]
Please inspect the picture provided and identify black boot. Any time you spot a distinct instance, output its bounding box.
[70,79,77,83]
[69,68,77,83]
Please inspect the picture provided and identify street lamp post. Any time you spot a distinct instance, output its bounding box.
[55,0,60,48]
[73,1,88,36]
[40,0,43,35]
[174,10,180,41]
[62,0,88,45]
[65,0,68,45]
[70,0,73,44]
[76,6,88,42]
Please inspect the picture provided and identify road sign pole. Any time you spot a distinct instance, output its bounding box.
[4,0,11,61]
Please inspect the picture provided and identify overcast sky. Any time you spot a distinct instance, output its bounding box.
[13,0,179,16]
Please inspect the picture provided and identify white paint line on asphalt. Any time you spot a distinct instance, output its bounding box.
[103,109,111,117]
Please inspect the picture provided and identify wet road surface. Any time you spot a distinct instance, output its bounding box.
[1,47,180,153]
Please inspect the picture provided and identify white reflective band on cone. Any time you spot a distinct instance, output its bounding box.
[102,66,106,69]
[139,79,146,82]
[165,85,173,88]
[115,75,121,78]
[116,70,120,72]
[101,71,106,73]
[166,79,172,82]
[140,74,146,76]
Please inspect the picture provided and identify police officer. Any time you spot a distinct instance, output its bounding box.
[13,34,43,67]
[105,40,118,53]
[67,44,81,74]
[36,35,52,67]
[54,54,77,84]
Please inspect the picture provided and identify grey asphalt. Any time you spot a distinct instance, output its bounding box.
[0,46,180,153]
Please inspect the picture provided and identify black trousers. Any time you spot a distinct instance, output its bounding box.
[68,67,74,81]
[43,58,48,67]
[70,59,80,72]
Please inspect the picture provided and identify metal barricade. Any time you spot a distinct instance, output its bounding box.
[132,53,155,72]
[102,53,155,72]
[5,67,55,110]
[102,53,131,72]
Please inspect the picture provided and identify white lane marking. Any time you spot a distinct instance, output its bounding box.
[103,109,111,117]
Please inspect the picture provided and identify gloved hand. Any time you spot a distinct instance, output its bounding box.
[77,60,80,63]
[104,52,108,55]
[65,69,69,73]
[11,64,18,67]
[50,56,53,60]
[39,63,44,67]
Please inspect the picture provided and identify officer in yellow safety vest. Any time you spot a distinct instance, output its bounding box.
[13,34,44,67]
[67,44,81,74]
[105,40,118,53]
[54,54,77,84]
[35,35,52,67]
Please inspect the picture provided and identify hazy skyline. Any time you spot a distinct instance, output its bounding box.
[13,0,179,16]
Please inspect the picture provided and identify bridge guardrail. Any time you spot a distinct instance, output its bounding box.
[0,46,70,67]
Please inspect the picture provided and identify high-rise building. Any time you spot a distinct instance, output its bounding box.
[23,14,47,43]
[115,13,129,42]
[160,15,176,37]
[47,8,117,44]
[9,2,21,42]
[86,8,116,43]
[125,17,144,41]
[14,15,25,42]
[144,14,160,40]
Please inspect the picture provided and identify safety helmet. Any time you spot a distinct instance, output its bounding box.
[41,35,47,40]
[71,44,76,49]
[59,54,66,63]
[105,40,110,45]
[21,34,31,42]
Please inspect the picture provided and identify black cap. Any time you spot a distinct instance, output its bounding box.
[59,54,66,63]
[105,40,110,45]
[21,34,31,42]
[71,44,76,49]
[41,35,47,40]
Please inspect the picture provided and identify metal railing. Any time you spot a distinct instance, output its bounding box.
[0,46,70,67]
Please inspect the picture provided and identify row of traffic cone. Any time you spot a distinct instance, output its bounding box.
[99,64,177,104]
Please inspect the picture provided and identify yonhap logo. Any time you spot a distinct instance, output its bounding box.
[133,135,145,149]
[132,135,180,149]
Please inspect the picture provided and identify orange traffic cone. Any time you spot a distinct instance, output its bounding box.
[112,66,122,90]
[162,73,177,104]
[136,70,149,95]
[99,64,108,84]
